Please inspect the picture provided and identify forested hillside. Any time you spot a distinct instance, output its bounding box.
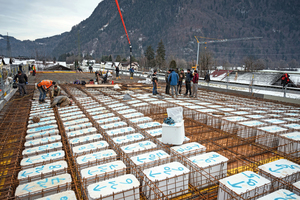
[53,0,300,67]
[1,0,299,68]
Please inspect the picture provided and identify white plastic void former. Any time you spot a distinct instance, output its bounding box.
[195,108,218,124]
[24,135,61,148]
[35,190,77,200]
[146,128,162,137]
[97,117,121,125]
[207,112,232,129]
[18,161,68,184]
[236,120,267,138]
[171,142,206,157]
[112,133,144,145]
[123,112,144,119]
[137,122,161,129]
[15,173,72,199]
[100,121,127,130]
[293,180,300,196]
[220,116,249,133]
[69,134,103,147]
[157,136,190,144]
[143,162,190,199]
[22,142,63,157]
[255,125,289,147]
[120,140,157,154]
[129,117,152,124]
[76,149,117,170]
[111,106,131,111]
[67,127,98,138]
[258,159,300,189]
[130,150,171,171]
[72,140,109,156]
[257,189,300,200]
[81,160,126,188]
[188,152,228,189]
[218,171,271,200]
[106,127,135,137]
[278,131,300,157]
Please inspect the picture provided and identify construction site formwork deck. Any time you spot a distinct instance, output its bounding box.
[0,72,300,200]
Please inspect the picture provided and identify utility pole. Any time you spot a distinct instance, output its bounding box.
[77,30,81,58]
[6,33,11,58]
[130,45,132,69]
[194,36,200,71]
[76,30,81,70]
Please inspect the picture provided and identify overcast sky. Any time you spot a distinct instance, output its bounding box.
[0,0,102,41]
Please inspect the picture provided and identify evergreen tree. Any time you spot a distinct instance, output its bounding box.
[131,56,137,62]
[169,60,177,69]
[108,55,113,62]
[116,55,122,62]
[156,40,166,69]
[145,45,155,61]
[58,53,71,61]
[145,45,155,68]
[101,55,109,62]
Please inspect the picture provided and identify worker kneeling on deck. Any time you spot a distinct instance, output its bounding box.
[51,84,61,98]
[51,96,73,108]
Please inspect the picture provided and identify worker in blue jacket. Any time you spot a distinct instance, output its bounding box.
[168,69,179,98]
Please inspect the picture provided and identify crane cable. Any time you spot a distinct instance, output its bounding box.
[115,0,131,45]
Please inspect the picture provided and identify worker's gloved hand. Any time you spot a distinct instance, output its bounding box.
[26,82,28,84]
[13,80,16,82]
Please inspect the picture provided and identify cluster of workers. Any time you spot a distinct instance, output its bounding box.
[83,65,135,84]
[152,69,199,98]
[13,74,72,107]
[12,66,293,109]
[36,80,72,107]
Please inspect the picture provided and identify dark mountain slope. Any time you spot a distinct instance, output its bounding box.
[2,0,300,65]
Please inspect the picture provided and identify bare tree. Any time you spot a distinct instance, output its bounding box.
[176,58,188,70]
[138,56,147,71]
[278,60,287,70]
[222,60,231,70]
[243,56,255,71]
[166,55,176,65]
[155,56,166,70]
[211,58,219,70]
[265,57,274,69]
[199,50,213,77]
[66,55,82,65]
[253,59,265,70]
[288,59,299,69]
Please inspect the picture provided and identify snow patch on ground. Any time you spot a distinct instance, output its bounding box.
[210,71,300,86]
[199,81,300,100]
[100,23,109,31]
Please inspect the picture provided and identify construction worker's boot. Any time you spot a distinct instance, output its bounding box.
[119,76,121,79]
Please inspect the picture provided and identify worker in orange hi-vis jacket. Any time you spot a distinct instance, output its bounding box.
[37,80,56,103]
